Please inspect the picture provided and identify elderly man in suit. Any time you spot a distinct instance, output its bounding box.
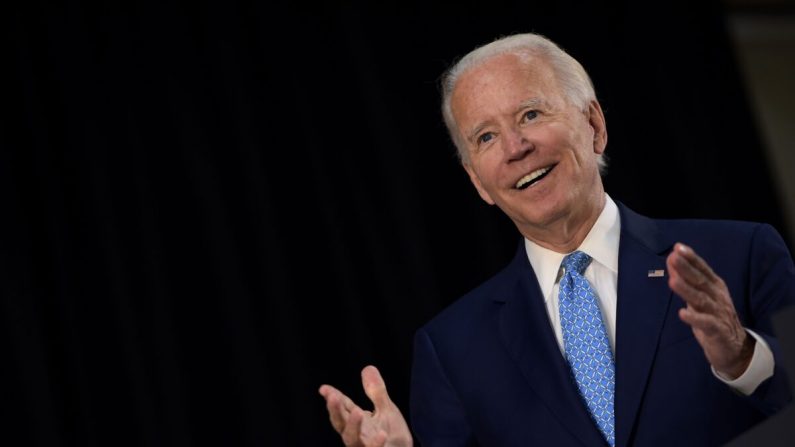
[319,33,794,446]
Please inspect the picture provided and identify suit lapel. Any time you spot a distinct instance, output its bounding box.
[497,248,608,446]
[613,203,674,447]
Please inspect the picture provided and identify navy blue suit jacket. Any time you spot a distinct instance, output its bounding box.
[410,203,794,446]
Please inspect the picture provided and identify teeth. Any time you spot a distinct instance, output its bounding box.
[516,166,552,189]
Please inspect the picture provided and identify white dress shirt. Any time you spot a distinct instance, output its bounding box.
[523,194,773,395]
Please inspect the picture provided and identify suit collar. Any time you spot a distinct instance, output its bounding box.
[614,201,673,255]
[613,202,675,447]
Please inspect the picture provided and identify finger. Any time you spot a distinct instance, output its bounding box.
[678,307,720,336]
[319,384,340,399]
[668,268,714,312]
[322,385,360,413]
[320,385,357,433]
[341,407,365,446]
[361,365,391,412]
[325,392,349,433]
[668,246,730,311]
[673,243,720,284]
[667,246,712,292]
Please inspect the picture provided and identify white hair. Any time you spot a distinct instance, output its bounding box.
[440,33,606,172]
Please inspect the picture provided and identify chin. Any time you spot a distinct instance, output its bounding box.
[513,203,569,229]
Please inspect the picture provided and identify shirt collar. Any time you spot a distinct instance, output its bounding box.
[523,194,621,302]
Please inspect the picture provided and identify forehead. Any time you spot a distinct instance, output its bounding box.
[450,53,563,129]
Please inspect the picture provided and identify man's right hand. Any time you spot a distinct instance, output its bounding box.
[319,365,413,447]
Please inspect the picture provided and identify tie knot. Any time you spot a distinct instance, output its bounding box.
[562,250,592,275]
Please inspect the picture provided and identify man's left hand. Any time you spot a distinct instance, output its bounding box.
[667,243,755,380]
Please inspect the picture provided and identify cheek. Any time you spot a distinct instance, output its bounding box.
[474,153,505,184]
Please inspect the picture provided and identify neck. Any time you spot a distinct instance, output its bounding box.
[521,193,606,254]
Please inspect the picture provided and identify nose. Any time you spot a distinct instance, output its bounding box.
[502,127,532,162]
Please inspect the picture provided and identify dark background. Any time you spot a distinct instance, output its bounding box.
[2,0,792,445]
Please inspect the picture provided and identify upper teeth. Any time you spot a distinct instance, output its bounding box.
[516,166,552,189]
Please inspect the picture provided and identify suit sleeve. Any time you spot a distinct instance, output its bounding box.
[742,223,795,414]
[410,328,477,447]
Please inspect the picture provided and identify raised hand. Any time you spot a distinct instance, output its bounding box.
[319,365,413,447]
[667,243,754,379]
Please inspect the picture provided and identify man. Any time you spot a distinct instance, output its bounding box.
[319,33,794,446]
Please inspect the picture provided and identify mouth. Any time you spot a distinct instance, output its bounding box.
[515,164,556,190]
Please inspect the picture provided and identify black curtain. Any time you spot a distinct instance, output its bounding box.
[2,0,790,445]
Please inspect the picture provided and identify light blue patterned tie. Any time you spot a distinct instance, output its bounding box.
[559,251,615,446]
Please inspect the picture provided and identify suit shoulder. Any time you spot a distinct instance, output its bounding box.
[644,218,790,268]
[654,216,764,230]
[618,203,785,254]
[652,217,772,243]
[420,258,518,338]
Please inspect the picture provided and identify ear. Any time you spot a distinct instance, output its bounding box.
[463,163,496,205]
[586,100,608,155]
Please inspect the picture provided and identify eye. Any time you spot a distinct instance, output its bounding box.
[522,110,538,122]
[477,132,494,144]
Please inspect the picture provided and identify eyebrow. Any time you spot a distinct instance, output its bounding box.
[517,97,544,111]
[467,121,493,143]
[466,97,546,143]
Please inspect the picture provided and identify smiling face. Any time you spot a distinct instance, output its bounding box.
[450,52,607,247]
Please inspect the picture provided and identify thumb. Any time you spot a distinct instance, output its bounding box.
[361,365,391,412]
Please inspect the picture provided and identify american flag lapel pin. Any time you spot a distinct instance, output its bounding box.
[647,269,665,278]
